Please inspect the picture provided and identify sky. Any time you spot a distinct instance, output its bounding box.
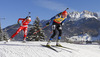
[0,0,100,29]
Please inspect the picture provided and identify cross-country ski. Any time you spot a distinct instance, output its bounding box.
[41,44,60,52]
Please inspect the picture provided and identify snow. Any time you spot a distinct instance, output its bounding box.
[68,33,100,42]
[80,13,97,19]
[68,33,92,41]
[0,41,100,57]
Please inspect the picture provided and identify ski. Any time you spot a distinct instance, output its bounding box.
[41,44,59,52]
[51,45,74,51]
[4,40,9,44]
[4,41,7,44]
[51,45,72,53]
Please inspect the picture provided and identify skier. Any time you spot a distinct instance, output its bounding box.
[46,8,68,46]
[7,16,31,42]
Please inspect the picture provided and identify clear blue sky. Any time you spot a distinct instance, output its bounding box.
[0,0,100,29]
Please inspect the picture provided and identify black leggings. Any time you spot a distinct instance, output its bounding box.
[51,22,62,38]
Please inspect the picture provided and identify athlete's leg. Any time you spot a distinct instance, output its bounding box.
[10,26,23,39]
[23,27,28,41]
[47,25,57,46]
[56,25,62,46]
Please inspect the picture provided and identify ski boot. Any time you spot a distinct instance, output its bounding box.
[22,40,26,43]
[6,38,12,42]
[56,40,62,47]
[4,38,11,44]
[22,37,26,43]
[46,40,51,47]
[56,43,62,47]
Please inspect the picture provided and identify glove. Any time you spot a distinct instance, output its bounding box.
[25,16,28,19]
[46,22,50,26]
[17,21,20,24]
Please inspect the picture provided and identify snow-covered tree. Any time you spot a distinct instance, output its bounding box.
[0,28,9,41]
[0,25,3,41]
[3,29,9,41]
[27,17,45,41]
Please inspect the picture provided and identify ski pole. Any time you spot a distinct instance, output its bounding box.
[50,31,53,34]
[28,12,31,16]
[0,18,5,19]
[26,25,49,38]
[33,25,48,34]
[5,24,18,31]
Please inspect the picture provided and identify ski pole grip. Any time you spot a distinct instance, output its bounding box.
[29,12,31,14]
[65,8,69,11]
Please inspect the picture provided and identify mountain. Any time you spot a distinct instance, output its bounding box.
[3,10,100,41]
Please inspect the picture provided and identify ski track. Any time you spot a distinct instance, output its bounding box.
[0,41,100,57]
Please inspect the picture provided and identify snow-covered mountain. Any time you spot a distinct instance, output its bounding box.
[68,33,91,41]
[0,41,100,57]
[68,33,100,42]
[68,10,98,21]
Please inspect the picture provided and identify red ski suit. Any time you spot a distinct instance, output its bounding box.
[11,18,31,40]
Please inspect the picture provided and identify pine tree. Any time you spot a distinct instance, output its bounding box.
[0,24,3,41]
[0,18,8,41]
[0,28,9,41]
[27,17,45,41]
[3,29,9,41]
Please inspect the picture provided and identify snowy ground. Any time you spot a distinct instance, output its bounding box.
[0,41,100,57]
